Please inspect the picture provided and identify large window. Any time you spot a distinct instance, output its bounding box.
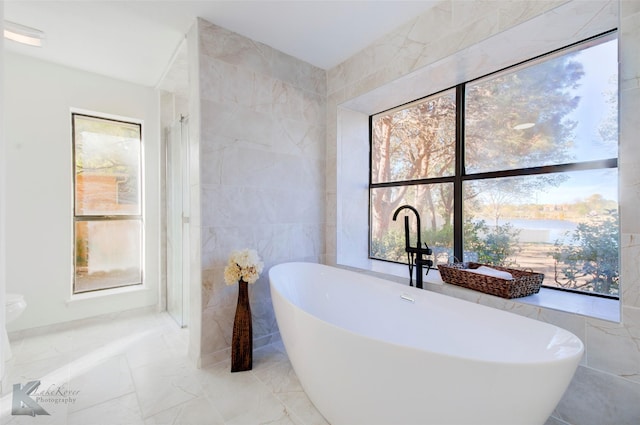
[73,113,143,294]
[370,31,619,298]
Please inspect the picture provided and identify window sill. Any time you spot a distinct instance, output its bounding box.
[360,260,620,323]
[509,285,619,322]
[67,284,148,304]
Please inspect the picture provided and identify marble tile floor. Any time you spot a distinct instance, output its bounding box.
[0,310,329,425]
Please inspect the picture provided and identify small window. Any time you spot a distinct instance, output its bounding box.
[72,113,143,293]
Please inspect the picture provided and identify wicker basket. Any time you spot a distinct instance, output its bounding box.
[437,262,543,299]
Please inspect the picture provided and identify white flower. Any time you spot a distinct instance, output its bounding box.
[224,249,264,285]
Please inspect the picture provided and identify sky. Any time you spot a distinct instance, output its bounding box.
[568,38,618,162]
[534,168,618,205]
[538,37,618,204]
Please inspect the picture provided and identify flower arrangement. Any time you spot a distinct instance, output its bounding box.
[224,249,264,285]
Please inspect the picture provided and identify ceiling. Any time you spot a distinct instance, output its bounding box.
[4,1,437,88]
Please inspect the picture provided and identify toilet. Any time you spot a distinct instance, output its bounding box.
[4,293,26,360]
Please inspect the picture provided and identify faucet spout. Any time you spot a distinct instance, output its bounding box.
[392,205,421,252]
[392,205,433,289]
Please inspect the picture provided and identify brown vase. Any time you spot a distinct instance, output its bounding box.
[231,279,253,372]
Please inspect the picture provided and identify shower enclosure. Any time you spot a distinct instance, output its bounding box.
[165,115,190,327]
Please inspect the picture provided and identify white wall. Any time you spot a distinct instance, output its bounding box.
[4,52,160,331]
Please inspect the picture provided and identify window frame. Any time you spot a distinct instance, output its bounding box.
[71,111,145,294]
[368,30,619,299]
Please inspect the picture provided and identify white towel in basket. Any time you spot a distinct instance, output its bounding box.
[465,266,514,280]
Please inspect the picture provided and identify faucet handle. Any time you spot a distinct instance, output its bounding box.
[423,243,433,256]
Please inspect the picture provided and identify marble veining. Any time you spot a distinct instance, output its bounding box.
[195,17,326,366]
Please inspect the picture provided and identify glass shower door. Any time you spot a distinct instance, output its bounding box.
[166,116,190,327]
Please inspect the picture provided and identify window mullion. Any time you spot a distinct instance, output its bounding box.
[453,83,465,262]
[461,158,618,181]
[75,215,142,221]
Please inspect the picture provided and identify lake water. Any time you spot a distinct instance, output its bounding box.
[480,218,578,244]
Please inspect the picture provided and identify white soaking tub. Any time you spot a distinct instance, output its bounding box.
[269,262,583,425]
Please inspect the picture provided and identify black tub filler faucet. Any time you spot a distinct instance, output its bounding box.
[392,205,433,289]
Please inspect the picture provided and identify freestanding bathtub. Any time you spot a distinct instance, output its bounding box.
[269,262,584,425]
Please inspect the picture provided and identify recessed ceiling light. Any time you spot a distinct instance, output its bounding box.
[513,122,535,130]
[4,20,44,47]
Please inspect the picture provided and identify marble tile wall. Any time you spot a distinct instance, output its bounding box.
[327,0,640,423]
[195,19,327,365]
